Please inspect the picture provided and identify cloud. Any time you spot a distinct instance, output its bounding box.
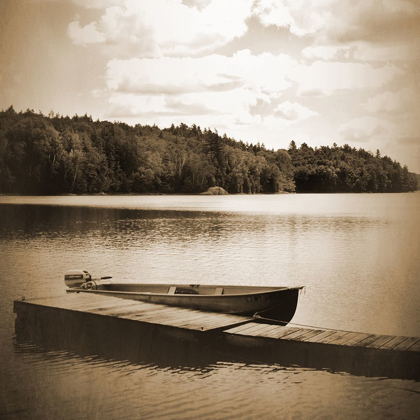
[364,88,417,115]
[257,0,420,66]
[273,101,317,121]
[72,0,121,8]
[338,117,420,171]
[353,44,414,62]
[398,136,420,145]
[181,0,212,10]
[338,116,396,143]
[290,61,403,95]
[106,77,268,129]
[106,51,295,97]
[303,43,414,63]
[104,51,320,139]
[254,0,333,37]
[67,20,106,45]
[302,45,352,61]
[68,0,254,56]
[329,0,420,45]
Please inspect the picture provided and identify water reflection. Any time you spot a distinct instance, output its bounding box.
[9,323,420,418]
[14,322,228,374]
[0,204,386,240]
[14,310,420,381]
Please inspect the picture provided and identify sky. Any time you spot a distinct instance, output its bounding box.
[1,0,420,172]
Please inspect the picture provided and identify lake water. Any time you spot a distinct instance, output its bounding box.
[0,194,419,419]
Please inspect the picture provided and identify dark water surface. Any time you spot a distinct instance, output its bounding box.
[1,194,419,419]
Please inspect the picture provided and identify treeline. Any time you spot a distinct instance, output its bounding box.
[0,106,417,195]
[289,141,417,193]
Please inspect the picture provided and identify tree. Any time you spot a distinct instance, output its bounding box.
[0,108,415,195]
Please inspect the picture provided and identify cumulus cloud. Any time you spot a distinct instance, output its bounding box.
[303,43,414,63]
[104,51,300,133]
[338,117,420,171]
[329,0,420,45]
[68,0,254,56]
[68,20,106,45]
[72,0,121,8]
[273,101,317,121]
[106,51,295,97]
[338,116,396,143]
[254,0,333,37]
[259,0,419,67]
[103,50,324,137]
[364,88,417,115]
[302,45,352,61]
[290,61,403,95]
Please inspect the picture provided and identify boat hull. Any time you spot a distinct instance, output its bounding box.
[68,285,302,324]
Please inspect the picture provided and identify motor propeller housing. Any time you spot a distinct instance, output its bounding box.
[64,269,91,288]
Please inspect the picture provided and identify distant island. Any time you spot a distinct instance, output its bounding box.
[0,106,417,195]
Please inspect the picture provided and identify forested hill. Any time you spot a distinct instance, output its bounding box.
[0,107,417,195]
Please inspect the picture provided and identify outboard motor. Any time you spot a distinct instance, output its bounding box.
[64,269,91,288]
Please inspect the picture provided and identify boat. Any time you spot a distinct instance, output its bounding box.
[64,270,304,324]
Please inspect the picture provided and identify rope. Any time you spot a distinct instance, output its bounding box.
[253,316,364,334]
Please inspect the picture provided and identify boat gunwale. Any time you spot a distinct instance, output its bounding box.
[66,285,304,299]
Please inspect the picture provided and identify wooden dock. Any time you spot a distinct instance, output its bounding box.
[14,294,420,380]
[14,293,251,337]
[224,322,420,352]
[222,322,420,379]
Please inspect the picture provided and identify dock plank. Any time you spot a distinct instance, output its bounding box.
[124,305,250,331]
[176,314,249,331]
[269,327,303,340]
[98,304,163,317]
[394,337,420,351]
[50,296,133,311]
[406,339,420,353]
[281,328,312,341]
[79,303,167,317]
[354,334,382,347]
[253,324,285,337]
[82,302,144,314]
[172,316,248,331]
[124,306,197,321]
[396,337,420,351]
[314,331,349,345]
[104,305,187,318]
[366,335,395,349]
[295,329,325,342]
[304,330,336,343]
[37,294,155,315]
[340,332,371,346]
[225,322,262,335]
[27,295,106,309]
[153,311,219,327]
[235,323,272,336]
[127,310,200,325]
[378,335,409,350]
[197,316,250,330]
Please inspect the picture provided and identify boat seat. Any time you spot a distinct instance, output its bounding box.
[215,287,224,295]
[168,286,176,295]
